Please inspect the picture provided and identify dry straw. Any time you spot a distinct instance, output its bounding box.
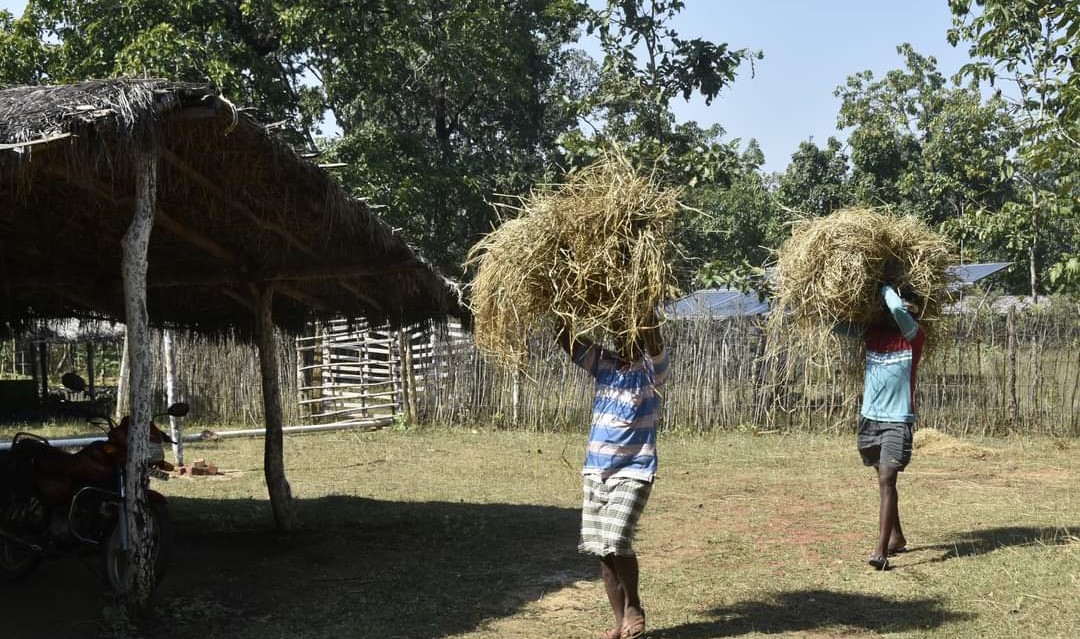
[765,207,953,380]
[466,151,680,368]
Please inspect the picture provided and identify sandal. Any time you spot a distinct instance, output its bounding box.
[621,612,646,639]
[868,555,890,571]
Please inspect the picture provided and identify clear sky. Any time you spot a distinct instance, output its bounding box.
[0,0,974,173]
[654,0,973,173]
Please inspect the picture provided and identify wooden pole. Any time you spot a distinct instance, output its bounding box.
[1006,306,1019,432]
[115,329,130,421]
[397,330,412,422]
[162,330,185,468]
[253,284,294,531]
[37,342,48,400]
[121,148,158,607]
[86,342,96,400]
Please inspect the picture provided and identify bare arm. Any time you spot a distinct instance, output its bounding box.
[881,285,920,341]
[641,309,664,357]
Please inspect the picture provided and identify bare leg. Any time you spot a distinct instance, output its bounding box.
[603,554,644,636]
[599,557,625,635]
[874,464,900,562]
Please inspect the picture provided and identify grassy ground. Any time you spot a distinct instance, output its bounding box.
[3,427,1078,639]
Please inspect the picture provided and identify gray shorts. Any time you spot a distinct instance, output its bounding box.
[579,475,652,557]
[857,418,913,470]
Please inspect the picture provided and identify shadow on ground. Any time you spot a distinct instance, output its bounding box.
[650,589,973,638]
[906,525,1079,565]
[1,495,592,639]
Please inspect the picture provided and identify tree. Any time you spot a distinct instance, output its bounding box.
[0,9,49,86]
[21,0,318,146]
[776,137,852,217]
[835,45,1018,223]
[674,139,783,289]
[949,0,1080,295]
[949,0,1080,173]
[312,0,589,270]
[562,0,759,188]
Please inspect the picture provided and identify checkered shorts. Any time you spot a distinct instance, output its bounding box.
[579,474,652,557]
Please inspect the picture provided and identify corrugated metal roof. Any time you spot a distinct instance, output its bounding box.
[948,262,1011,289]
[667,263,1013,319]
[665,288,770,318]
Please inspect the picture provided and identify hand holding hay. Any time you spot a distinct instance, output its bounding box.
[466,152,679,368]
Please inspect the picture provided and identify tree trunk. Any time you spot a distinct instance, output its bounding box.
[253,284,294,531]
[162,330,184,468]
[121,149,158,609]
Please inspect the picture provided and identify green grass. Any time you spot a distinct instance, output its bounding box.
[5,427,1078,639]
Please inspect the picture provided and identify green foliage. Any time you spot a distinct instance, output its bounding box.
[835,45,1017,223]
[566,0,759,188]
[1048,254,1080,293]
[313,1,588,271]
[776,137,852,217]
[949,0,1080,180]
[0,8,49,85]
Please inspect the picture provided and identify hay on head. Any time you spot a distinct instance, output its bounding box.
[760,206,954,402]
[772,207,953,329]
[466,151,679,368]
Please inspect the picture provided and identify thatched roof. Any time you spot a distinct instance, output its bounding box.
[0,79,467,336]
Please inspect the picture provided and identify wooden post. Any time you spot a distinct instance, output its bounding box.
[86,343,96,400]
[37,342,48,400]
[121,149,158,607]
[162,330,184,468]
[1006,306,1019,432]
[253,284,294,531]
[406,329,418,420]
[398,330,412,422]
[115,329,130,421]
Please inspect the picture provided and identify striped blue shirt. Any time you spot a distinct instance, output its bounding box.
[572,343,670,481]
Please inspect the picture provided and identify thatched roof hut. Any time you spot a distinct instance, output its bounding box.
[0,78,466,335]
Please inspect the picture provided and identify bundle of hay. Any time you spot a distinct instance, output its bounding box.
[772,207,953,331]
[759,207,953,395]
[466,152,679,368]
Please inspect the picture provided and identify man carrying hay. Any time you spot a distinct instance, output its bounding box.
[557,315,668,639]
[770,207,950,571]
[840,283,925,571]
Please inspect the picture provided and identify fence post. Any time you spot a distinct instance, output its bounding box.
[1006,306,1019,431]
[396,329,411,422]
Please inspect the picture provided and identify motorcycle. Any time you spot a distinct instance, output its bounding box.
[0,373,186,594]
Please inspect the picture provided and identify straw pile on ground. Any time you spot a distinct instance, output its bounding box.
[466,153,679,368]
[913,428,995,459]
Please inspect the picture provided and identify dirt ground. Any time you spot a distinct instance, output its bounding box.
[2,428,1078,639]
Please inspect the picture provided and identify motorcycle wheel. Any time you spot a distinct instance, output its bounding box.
[0,500,43,583]
[100,500,174,595]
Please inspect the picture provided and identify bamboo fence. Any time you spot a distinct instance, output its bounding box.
[3,297,1077,436]
[416,300,1080,437]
